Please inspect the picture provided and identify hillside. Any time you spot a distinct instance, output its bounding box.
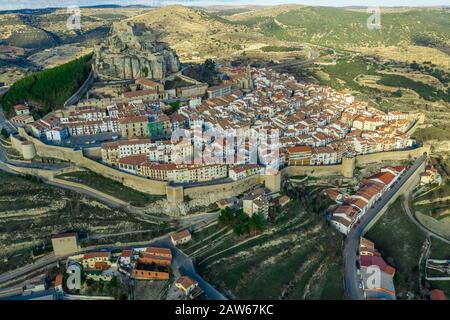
[227,6,450,66]
[0,8,147,51]
[126,5,280,62]
[226,4,305,20]
[2,54,92,117]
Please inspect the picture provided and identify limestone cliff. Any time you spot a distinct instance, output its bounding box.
[93,21,180,81]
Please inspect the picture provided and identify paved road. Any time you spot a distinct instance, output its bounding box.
[152,237,227,300]
[0,105,17,136]
[344,154,427,300]
[403,192,450,245]
[0,232,226,300]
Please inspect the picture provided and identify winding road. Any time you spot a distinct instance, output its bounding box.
[344,154,427,300]
[0,231,226,300]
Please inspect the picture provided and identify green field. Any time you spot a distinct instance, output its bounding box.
[57,170,165,207]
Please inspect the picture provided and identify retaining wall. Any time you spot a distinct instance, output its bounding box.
[183,175,263,203]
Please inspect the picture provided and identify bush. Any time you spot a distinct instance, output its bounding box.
[1,128,8,139]
[377,74,449,102]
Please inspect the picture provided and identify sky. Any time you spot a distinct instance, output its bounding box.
[0,0,449,11]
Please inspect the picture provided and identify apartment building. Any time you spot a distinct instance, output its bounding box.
[207,83,233,99]
[286,145,312,166]
[101,137,153,165]
[81,251,112,270]
[229,164,262,181]
[243,187,270,219]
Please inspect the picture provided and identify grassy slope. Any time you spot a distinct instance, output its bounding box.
[232,7,449,49]
[194,200,345,300]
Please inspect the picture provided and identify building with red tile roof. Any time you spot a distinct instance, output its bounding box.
[430,289,446,300]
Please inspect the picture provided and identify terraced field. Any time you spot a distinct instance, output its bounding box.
[188,200,345,300]
[0,170,168,274]
[228,6,450,66]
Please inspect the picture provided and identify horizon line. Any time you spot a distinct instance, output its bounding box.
[1,2,449,12]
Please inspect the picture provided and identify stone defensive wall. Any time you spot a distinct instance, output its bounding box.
[183,175,264,203]
[16,128,167,195]
[282,146,430,179]
[355,146,430,166]
[282,164,344,178]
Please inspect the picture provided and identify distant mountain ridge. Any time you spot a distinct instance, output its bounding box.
[227,6,450,52]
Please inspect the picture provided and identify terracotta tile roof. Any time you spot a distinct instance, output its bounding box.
[176,276,197,290]
[145,247,172,258]
[118,115,148,124]
[286,145,312,154]
[118,154,148,166]
[369,171,396,185]
[171,229,191,242]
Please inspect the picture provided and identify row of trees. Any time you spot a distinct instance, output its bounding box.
[2,53,93,118]
[218,207,267,236]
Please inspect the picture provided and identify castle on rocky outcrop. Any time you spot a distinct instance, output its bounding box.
[93,22,181,81]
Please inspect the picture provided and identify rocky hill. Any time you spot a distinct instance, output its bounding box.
[93,21,180,81]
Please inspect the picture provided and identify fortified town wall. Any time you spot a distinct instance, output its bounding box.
[12,127,430,203]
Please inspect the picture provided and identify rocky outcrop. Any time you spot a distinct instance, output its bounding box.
[93,21,180,81]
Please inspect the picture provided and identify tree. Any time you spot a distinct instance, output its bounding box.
[393,89,403,97]
[249,213,267,232]
[2,53,93,116]
[218,207,234,226]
